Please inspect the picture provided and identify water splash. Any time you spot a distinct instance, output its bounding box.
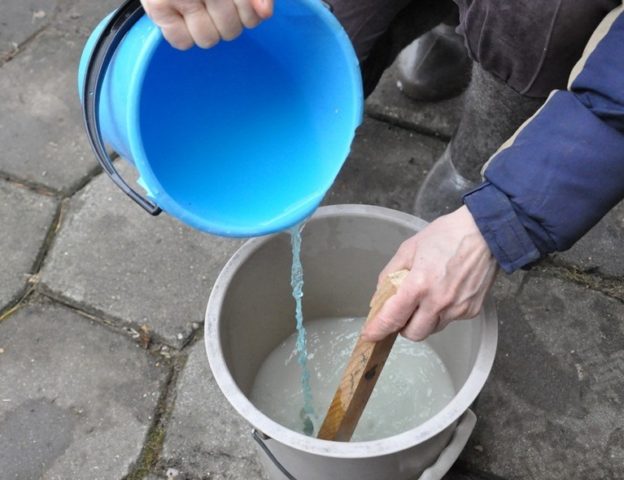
[289,222,316,435]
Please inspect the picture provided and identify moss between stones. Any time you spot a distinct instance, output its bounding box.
[125,426,166,480]
[536,260,624,303]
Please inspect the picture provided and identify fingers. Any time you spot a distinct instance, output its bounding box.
[144,0,195,50]
[401,272,493,340]
[362,274,422,341]
[183,6,220,48]
[251,0,274,19]
[205,0,244,40]
[233,0,262,28]
[401,303,440,341]
[160,17,195,50]
[142,0,272,50]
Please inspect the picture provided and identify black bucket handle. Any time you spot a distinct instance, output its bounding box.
[81,0,162,215]
[252,429,298,480]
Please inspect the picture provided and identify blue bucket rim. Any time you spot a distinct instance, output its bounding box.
[125,0,364,237]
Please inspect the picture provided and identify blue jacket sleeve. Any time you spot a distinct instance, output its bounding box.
[464,4,624,273]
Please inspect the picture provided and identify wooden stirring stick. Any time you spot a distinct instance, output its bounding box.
[317,269,409,441]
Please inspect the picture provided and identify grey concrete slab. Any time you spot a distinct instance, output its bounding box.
[0,299,168,480]
[0,26,98,193]
[161,342,266,480]
[39,163,242,348]
[0,0,54,57]
[325,117,447,213]
[0,179,57,310]
[366,63,464,140]
[462,273,624,479]
[554,200,624,278]
[54,0,123,33]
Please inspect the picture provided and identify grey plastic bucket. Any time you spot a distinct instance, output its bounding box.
[205,205,498,480]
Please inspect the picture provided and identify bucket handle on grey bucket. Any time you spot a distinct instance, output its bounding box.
[81,0,162,216]
[252,429,298,480]
[252,409,477,480]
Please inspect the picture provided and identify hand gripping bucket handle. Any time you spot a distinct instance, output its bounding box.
[80,0,161,216]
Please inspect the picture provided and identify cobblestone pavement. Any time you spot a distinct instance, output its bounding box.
[1,1,623,479]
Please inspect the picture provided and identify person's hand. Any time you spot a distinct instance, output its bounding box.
[141,0,274,50]
[362,206,498,342]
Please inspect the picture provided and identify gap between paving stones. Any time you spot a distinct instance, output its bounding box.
[0,197,63,323]
[30,199,65,278]
[37,286,193,352]
[0,24,49,66]
[0,151,107,198]
[533,258,624,305]
[125,353,184,480]
[60,160,105,197]
[0,158,120,324]
[365,109,454,142]
[127,328,210,480]
[0,171,59,197]
[0,285,36,324]
[115,317,206,479]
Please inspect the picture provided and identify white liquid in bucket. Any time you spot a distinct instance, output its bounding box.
[250,316,456,441]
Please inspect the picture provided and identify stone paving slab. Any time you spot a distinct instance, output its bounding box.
[0,25,98,193]
[554,200,624,278]
[0,299,168,480]
[0,179,57,310]
[39,163,242,348]
[325,117,446,213]
[462,273,624,479]
[366,62,464,140]
[160,342,266,480]
[0,0,54,57]
[56,0,121,25]
[0,0,119,193]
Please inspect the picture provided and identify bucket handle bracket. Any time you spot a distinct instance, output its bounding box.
[81,0,162,216]
[252,429,298,480]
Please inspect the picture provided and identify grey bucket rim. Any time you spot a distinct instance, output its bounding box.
[204,204,498,458]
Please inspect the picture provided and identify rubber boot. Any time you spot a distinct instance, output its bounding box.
[414,65,544,221]
[358,0,457,97]
[397,23,472,102]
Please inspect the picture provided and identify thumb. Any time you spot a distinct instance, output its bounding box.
[251,0,274,19]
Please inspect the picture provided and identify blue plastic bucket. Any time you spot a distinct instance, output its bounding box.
[78,0,363,237]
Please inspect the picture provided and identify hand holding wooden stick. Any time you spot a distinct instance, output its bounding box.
[317,269,409,441]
